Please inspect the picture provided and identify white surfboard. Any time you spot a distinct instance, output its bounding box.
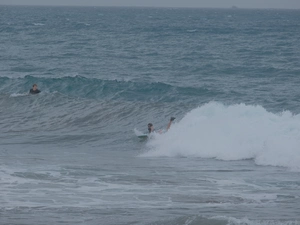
[134,128,149,139]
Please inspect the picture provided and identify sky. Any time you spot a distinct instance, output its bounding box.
[0,0,300,9]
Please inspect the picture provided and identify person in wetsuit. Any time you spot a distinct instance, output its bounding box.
[148,117,175,133]
[29,84,41,94]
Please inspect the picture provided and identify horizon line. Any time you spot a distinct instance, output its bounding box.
[0,4,299,10]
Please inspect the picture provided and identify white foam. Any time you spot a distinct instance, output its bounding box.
[134,128,145,136]
[9,93,29,97]
[212,216,300,225]
[142,102,300,171]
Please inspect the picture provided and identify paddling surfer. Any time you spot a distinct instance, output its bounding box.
[29,84,41,94]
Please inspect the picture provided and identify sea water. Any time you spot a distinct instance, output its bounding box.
[0,6,300,225]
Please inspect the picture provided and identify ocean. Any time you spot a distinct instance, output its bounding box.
[0,5,300,225]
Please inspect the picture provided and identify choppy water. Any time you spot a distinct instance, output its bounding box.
[0,5,300,225]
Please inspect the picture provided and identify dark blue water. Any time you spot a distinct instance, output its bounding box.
[0,6,300,225]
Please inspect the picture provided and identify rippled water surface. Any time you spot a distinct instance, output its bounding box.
[0,6,300,225]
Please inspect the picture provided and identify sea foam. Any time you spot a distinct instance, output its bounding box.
[143,102,300,171]
[9,93,29,97]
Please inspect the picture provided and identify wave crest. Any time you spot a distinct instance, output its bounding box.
[0,75,213,102]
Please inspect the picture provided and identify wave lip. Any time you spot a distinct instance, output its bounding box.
[143,102,300,171]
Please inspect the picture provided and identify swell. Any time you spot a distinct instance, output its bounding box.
[0,90,188,146]
[0,75,219,146]
[0,75,218,102]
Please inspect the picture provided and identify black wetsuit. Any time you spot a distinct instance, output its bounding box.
[29,89,41,94]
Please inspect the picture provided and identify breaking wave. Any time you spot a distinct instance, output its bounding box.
[143,102,300,171]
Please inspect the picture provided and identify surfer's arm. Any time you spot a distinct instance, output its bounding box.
[167,121,172,130]
[167,117,175,131]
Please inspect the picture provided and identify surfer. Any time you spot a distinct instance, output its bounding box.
[148,123,154,133]
[29,84,41,94]
[148,117,175,133]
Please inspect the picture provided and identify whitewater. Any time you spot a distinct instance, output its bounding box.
[1,5,300,225]
[144,102,300,171]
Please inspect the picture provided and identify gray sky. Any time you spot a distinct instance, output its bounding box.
[1,0,300,9]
